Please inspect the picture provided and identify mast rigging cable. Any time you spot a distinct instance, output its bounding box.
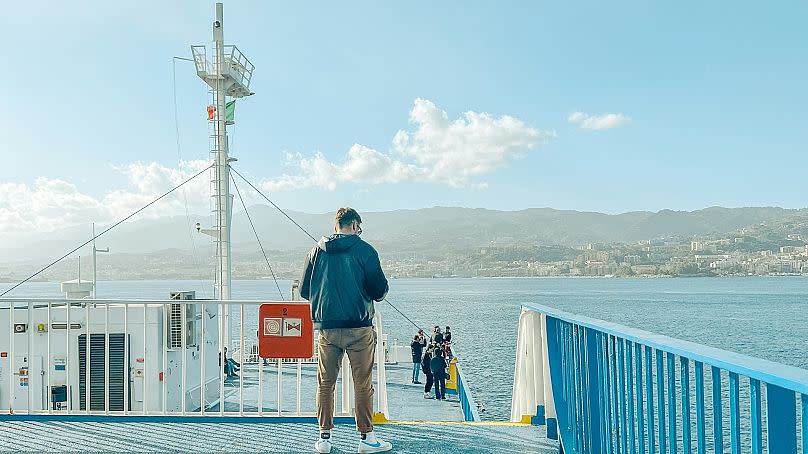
[229,165,423,332]
[0,164,214,298]
[230,169,285,301]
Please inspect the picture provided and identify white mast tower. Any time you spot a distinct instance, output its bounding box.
[191,3,254,346]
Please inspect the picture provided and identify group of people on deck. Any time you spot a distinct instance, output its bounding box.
[410,326,453,400]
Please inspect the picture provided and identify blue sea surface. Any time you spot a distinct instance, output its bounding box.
[3,276,807,421]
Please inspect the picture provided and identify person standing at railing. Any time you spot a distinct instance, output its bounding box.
[410,333,425,384]
[443,326,454,360]
[422,344,435,399]
[430,348,448,401]
[431,325,444,345]
[300,207,393,454]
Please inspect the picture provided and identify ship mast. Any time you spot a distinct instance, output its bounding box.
[191,3,255,345]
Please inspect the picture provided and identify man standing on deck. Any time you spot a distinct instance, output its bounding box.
[300,207,392,454]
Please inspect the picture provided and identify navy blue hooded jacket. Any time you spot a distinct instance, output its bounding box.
[299,234,388,329]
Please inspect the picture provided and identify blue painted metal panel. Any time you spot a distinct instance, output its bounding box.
[573,325,582,451]
[695,361,706,454]
[585,328,602,454]
[680,357,691,454]
[766,383,796,454]
[666,352,676,454]
[599,334,612,454]
[802,394,808,454]
[609,336,620,452]
[618,338,628,454]
[523,305,807,454]
[645,346,655,454]
[634,343,645,454]
[749,379,762,454]
[626,342,635,454]
[711,367,723,453]
[728,372,740,454]
[656,349,667,454]
[545,317,577,454]
[596,333,609,454]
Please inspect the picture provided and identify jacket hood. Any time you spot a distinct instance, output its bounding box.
[317,234,361,253]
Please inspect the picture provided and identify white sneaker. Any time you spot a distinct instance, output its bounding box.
[424,392,433,399]
[357,431,392,453]
[314,436,332,453]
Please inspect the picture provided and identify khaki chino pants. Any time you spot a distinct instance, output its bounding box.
[316,326,376,432]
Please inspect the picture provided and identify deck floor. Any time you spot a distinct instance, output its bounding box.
[0,420,557,453]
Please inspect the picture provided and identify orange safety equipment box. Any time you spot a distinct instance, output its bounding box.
[258,302,314,359]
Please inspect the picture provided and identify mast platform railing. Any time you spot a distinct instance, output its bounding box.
[511,303,808,453]
[0,298,388,422]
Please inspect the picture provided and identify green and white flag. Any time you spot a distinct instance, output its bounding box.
[225,100,236,124]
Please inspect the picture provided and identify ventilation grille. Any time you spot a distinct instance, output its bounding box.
[166,303,197,350]
[78,333,127,411]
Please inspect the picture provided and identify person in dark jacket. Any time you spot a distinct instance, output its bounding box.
[410,335,425,384]
[300,208,392,453]
[431,326,444,345]
[421,344,434,398]
[430,348,448,400]
[444,326,452,344]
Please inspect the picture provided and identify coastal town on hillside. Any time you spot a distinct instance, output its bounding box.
[3,222,806,282]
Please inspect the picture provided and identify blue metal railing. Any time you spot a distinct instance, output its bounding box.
[512,303,808,453]
[455,361,481,422]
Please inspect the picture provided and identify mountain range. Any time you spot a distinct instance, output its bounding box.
[2,206,806,264]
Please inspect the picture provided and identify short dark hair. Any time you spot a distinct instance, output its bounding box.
[335,207,362,229]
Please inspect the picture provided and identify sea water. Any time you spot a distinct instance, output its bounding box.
[4,276,807,421]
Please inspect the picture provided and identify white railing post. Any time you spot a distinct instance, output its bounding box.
[373,311,389,418]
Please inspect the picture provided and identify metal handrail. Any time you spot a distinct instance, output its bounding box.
[512,303,808,454]
[455,361,481,422]
[0,297,387,421]
[524,303,808,395]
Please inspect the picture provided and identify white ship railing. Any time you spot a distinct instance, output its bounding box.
[0,298,388,421]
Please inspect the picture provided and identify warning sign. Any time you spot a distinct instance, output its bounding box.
[283,318,302,337]
[257,303,313,359]
[264,318,282,336]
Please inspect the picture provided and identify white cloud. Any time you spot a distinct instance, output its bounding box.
[0,160,211,234]
[260,98,551,191]
[568,111,630,130]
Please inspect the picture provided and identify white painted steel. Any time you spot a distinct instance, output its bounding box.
[374,311,389,418]
[0,298,388,420]
[341,353,350,414]
[47,302,52,415]
[85,300,90,414]
[7,301,12,413]
[277,358,282,416]
[296,358,302,413]
[239,303,244,415]
[123,304,128,416]
[510,309,556,423]
[105,303,109,415]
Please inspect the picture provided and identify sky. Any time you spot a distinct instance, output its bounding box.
[1,1,807,235]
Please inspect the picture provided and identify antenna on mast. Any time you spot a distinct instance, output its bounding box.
[191,3,255,350]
